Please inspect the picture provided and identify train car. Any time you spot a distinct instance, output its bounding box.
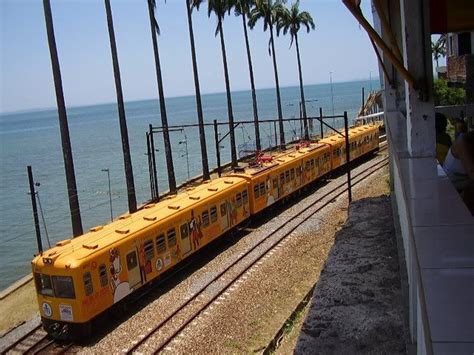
[31,176,249,336]
[31,123,380,338]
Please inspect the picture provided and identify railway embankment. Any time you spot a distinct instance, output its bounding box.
[293,195,407,354]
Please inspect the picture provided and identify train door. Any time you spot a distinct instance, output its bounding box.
[180,221,192,255]
[220,201,229,230]
[126,250,141,289]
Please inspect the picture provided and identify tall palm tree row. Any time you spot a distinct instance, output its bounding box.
[277,0,315,140]
[249,0,287,147]
[193,0,238,167]
[187,0,210,180]
[230,0,261,151]
[147,0,177,193]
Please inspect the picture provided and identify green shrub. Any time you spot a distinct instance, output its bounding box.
[433,79,466,106]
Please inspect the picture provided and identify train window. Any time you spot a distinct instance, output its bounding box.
[35,273,54,297]
[315,159,319,168]
[210,206,217,223]
[305,161,310,171]
[290,169,295,180]
[220,203,227,217]
[126,252,138,271]
[144,239,154,261]
[98,264,108,288]
[202,210,210,227]
[156,234,166,253]
[296,167,300,176]
[83,272,93,296]
[167,228,176,247]
[280,173,285,185]
[236,193,242,207]
[180,223,189,239]
[254,184,260,198]
[273,178,278,189]
[259,182,265,196]
[242,190,248,204]
[285,171,290,183]
[53,276,76,299]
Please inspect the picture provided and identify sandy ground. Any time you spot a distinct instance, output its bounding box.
[294,189,406,353]
[0,282,37,336]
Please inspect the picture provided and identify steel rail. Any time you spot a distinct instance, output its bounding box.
[126,153,389,354]
[1,324,44,355]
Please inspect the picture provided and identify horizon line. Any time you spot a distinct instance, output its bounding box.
[0,76,379,116]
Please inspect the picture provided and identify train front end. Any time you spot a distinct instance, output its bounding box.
[31,245,90,338]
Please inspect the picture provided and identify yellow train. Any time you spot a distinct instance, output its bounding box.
[32,123,380,337]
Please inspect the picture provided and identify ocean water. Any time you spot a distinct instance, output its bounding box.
[0,79,379,290]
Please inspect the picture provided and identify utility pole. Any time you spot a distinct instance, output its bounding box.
[330,71,335,129]
[27,166,43,254]
[101,168,113,221]
[43,0,83,237]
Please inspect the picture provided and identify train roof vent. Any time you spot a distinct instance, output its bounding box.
[189,196,200,200]
[144,204,155,209]
[168,205,180,210]
[90,226,103,232]
[143,216,157,221]
[224,180,234,184]
[288,154,296,158]
[83,243,98,250]
[233,166,245,173]
[277,159,286,162]
[56,239,71,247]
[115,229,130,234]
[119,214,131,220]
[208,187,218,192]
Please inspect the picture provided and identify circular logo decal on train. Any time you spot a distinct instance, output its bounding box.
[156,258,163,271]
[42,302,52,317]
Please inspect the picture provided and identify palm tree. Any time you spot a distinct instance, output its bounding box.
[432,34,446,69]
[104,0,137,213]
[42,0,83,236]
[231,0,261,151]
[277,1,315,140]
[186,0,210,181]
[249,0,286,147]
[148,0,177,193]
[193,0,238,167]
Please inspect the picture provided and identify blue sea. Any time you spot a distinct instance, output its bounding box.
[0,79,379,290]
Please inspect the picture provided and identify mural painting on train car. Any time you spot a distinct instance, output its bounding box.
[109,247,132,303]
[190,210,203,250]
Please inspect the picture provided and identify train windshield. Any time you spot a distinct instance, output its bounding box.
[34,273,54,296]
[52,276,75,299]
[34,273,75,299]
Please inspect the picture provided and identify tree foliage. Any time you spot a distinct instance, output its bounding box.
[434,79,466,106]
[276,0,315,47]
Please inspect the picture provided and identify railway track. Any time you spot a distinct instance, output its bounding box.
[0,324,71,355]
[125,154,389,354]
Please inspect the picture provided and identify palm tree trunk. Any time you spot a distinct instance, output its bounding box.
[218,17,238,167]
[295,34,309,140]
[186,0,210,181]
[147,0,177,193]
[104,0,137,213]
[269,22,285,147]
[242,13,261,151]
[43,0,83,237]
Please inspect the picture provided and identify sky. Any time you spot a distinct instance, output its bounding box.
[0,0,379,113]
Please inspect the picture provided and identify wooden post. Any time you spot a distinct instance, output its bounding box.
[43,0,83,237]
[319,107,324,139]
[214,120,221,177]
